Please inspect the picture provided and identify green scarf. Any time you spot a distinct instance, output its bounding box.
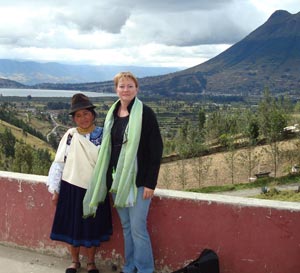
[83,97,143,216]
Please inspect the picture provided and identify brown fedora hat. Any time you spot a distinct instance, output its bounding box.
[69,93,96,114]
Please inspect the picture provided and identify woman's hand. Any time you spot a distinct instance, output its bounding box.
[51,192,59,206]
[143,187,154,199]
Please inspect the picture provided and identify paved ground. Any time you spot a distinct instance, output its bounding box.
[0,244,116,273]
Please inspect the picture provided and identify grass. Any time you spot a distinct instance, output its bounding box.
[253,188,300,202]
[15,111,53,136]
[0,119,54,152]
[187,173,300,202]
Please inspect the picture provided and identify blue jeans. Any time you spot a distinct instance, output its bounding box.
[113,187,154,273]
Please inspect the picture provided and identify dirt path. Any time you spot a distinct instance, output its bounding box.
[46,113,68,141]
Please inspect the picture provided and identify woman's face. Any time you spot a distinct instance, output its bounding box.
[115,78,138,104]
[73,109,94,129]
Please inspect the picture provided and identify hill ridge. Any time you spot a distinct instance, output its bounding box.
[138,9,300,96]
[1,9,299,97]
[0,59,181,85]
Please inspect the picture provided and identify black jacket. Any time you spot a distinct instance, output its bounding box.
[111,98,163,190]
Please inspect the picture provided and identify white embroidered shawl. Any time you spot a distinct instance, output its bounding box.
[47,128,99,192]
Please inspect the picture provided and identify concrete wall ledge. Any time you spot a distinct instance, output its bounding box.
[2,170,299,211]
[0,170,47,183]
[155,188,300,211]
[1,170,300,273]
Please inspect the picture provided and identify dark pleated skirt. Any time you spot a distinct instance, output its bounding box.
[50,180,112,247]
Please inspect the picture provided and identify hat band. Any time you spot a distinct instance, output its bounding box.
[71,101,94,110]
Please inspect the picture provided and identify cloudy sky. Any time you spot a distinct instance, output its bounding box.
[0,0,299,69]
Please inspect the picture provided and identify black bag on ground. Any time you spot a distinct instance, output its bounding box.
[172,248,219,273]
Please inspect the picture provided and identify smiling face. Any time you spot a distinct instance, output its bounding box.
[115,77,138,104]
[114,72,139,105]
[73,109,95,129]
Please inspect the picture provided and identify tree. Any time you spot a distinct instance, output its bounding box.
[48,133,59,149]
[161,163,173,189]
[32,148,52,175]
[13,142,34,174]
[205,110,223,141]
[192,156,212,188]
[176,159,187,189]
[198,108,206,131]
[238,110,260,178]
[206,108,241,146]
[258,89,288,177]
[223,136,238,184]
[238,148,261,180]
[242,110,260,145]
[176,120,206,158]
[0,128,16,158]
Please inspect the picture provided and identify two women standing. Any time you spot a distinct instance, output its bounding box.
[48,71,163,273]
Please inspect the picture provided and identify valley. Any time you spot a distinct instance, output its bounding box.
[1,92,300,195]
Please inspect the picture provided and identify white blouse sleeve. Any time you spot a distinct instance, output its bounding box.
[46,129,74,194]
[47,162,65,194]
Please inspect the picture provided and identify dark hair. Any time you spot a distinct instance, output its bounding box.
[71,107,97,119]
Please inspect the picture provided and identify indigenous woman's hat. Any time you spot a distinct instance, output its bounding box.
[69,93,96,114]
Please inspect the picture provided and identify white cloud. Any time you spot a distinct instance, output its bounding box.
[249,0,300,15]
[0,0,298,68]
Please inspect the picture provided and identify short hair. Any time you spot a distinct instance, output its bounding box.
[113,71,139,89]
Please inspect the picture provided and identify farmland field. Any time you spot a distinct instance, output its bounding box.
[1,95,300,192]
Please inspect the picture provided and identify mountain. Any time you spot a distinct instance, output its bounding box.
[1,10,299,97]
[138,10,300,96]
[0,59,181,85]
[0,78,26,89]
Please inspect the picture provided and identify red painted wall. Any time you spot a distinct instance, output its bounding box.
[1,171,300,273]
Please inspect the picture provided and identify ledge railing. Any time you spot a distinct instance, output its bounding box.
[1,170,300,273]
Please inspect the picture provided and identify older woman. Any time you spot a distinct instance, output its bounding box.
[47,93,112,273]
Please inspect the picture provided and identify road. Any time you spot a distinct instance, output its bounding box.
[46,113,68,142]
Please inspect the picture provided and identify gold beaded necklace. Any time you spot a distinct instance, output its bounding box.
[77,124,95,135]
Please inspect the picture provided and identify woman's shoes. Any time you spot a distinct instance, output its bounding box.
[65,260,99,273]
[65,261,81,273]
[87,262,100,273]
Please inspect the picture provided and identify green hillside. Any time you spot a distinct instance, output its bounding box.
[0,119,54,153]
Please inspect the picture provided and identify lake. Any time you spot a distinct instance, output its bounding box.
[0,88,116,97]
